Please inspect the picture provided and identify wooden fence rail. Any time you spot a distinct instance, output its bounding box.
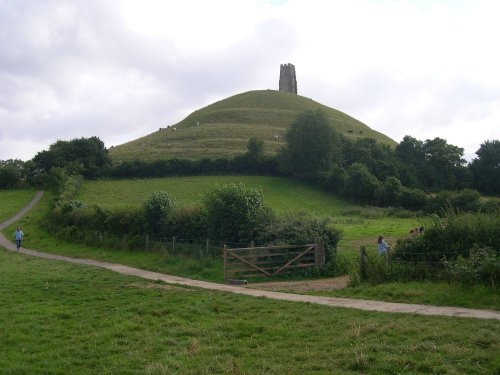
[223,243,324,281]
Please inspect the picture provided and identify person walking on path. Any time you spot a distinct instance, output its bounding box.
[377,235,390,255]
[14,226,24,252]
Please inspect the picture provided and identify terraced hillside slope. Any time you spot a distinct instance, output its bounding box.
[110,90,396,162]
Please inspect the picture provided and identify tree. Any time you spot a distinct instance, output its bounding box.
[246,137,264,162]
[33,136,111,178]
[470,140,500,195]
[343,137,399,181]
[143,191,177,237]
[202,183,268,242]
[381,176,403,206]
[0,159,24,188]
[422,137,466,190]
[280,110,343,179]
[343,163,382,203]
[396,136,467,190]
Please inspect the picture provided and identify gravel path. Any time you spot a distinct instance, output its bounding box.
[1,191,499,321]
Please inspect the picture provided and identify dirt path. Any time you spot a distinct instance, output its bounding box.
[1,191,499,321]
[250,275,349,292]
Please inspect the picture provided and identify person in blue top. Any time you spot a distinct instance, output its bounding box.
[14,226,24,252]
[377,235,390,255]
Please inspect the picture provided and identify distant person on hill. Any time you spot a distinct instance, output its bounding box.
[377,235,390,255]
[14,226,24,252]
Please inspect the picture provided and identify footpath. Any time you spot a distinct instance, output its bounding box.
[1,191,499,321]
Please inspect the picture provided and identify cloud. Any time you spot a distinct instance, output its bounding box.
[0,0,499,162]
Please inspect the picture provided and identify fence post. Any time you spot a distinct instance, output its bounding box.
[206,238,209,254]
[122,234,126,250]
[223,245,227,282]
[145,234,149,251]
[250,241,254,248]
[314,242,319,267]
[172,236,176,254]
[314,241,325,267]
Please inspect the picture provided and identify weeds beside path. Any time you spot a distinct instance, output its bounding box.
[1,190,499,321]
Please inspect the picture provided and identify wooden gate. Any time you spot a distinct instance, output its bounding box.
[223,243,324,281]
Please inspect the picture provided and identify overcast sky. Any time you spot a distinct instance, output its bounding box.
[1,0,499,162]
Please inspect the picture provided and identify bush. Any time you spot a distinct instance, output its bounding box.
[479,197,500,214]
[61,200,87,213]
[343,163,382,203]
[203,183,269,242]
[399,188,427,210]
[143,192,177,238]
[256,211,342,266]
[425,189,481,214]
[443,245,499,286]
[380,176,403,206]
[173,206,208,240]
[392,211,500,282]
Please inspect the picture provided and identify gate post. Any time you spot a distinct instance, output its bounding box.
[314,241,325,267]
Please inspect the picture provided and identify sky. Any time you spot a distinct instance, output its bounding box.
[1,0,499,162]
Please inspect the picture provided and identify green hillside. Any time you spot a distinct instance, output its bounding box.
[109,90,396,162]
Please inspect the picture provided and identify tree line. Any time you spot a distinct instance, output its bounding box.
[1,110,499,202]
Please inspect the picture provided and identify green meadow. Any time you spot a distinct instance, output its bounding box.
[3,180,495,311]
[76,175,420,244]
[0,249,498,374]
[0,188,36,223]
[76,176,347,214]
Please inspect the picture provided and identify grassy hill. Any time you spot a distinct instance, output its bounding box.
[109,90,396,163]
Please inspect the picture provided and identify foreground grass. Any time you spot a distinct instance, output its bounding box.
[2,192,498,312]
[0,188,36,222]
[1,249,498,374]
[312,282,500,311]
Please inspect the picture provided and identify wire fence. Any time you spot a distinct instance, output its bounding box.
[48,228,269,261]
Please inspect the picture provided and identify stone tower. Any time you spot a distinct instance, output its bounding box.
[279,63,297,94]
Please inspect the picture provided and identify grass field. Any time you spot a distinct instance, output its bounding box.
[76,176,420,243]
[1,178,497,311]
[77,176,347,214]
[0,188,36,222]
[109,90,396,162]
[1,249,498,374]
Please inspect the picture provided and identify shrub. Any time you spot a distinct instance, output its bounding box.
[425,189,482,214]
[343,163,382,203]
[450,189,481,212]
[173,206,208,240]
[317,166,347,193]
[256,211,342,266]
[399,187,427,210]
[380,176,403,206]
[61,200,87,213]
[203,183,268,242]
[479,197,500,214]
[443,245,499,287]
[143,191,177,237]
[392,211,500,282]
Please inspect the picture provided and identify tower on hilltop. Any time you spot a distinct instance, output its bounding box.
[279,63,297,94]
